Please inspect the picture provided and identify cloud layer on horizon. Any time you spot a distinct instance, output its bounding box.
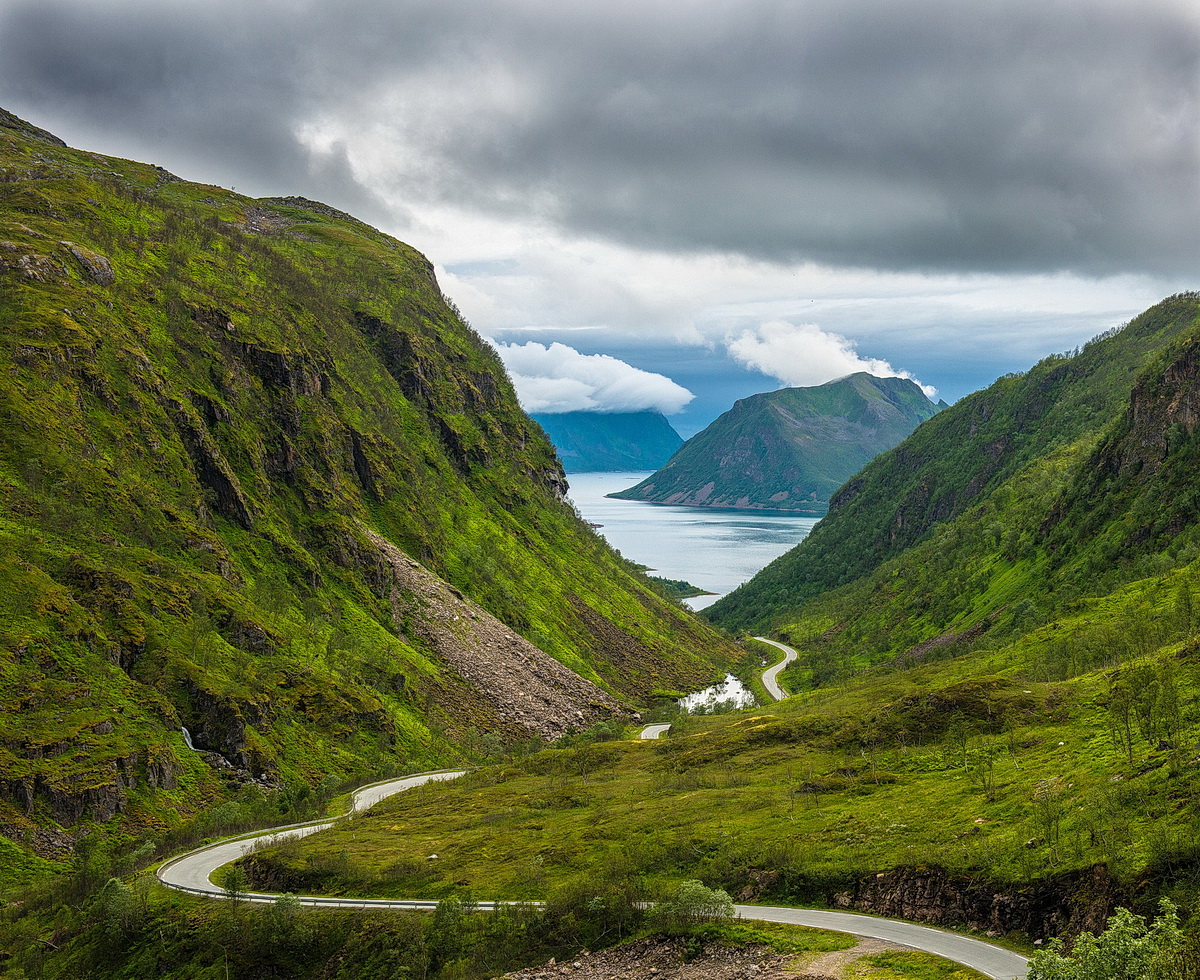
[2,0,1197,278]
[494,341,695,415]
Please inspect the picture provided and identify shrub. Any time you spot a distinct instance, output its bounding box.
[1028,899,1183,980]
[651,880,736,930]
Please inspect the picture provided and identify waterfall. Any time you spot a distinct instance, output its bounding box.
[181,726,197,751]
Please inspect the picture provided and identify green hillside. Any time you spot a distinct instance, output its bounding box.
[0,107,738,878]
[531,410,682,472]
[232,292,1200,949]
[242,633,1200,939]
[707,294,1200,638]
[611,373,940,512]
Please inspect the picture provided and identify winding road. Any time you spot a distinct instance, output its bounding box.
[754,635,799,700]
[158,668,1029,979]
[157,770,467,904]
[640,637,796,739]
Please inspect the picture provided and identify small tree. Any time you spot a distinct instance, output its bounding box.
[1107,680,1137,764]
[1174,578,1194,636]
[218,864,249,906]
[267,892,313,949]
[98,877,140,939]
[1028,899,1182,980]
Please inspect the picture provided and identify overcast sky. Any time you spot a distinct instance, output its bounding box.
[2,0,1196,434]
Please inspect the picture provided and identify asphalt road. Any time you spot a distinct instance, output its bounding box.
[156,770,466,897]
[157,743,1029,978]
[737,905,1027,979]
[754,636,799,700]
[639,722,672,739]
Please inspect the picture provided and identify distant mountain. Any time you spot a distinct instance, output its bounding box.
[532,411,683,472]
[610,373,941,512]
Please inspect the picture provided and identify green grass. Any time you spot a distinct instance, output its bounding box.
[861,950,988,979]
[239,619,1200,920]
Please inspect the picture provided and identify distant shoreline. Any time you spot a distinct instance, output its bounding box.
[603,493,828,518]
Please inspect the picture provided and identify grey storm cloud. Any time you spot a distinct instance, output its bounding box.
[1,0,1197,276]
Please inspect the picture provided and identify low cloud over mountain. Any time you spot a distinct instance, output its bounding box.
[728,321,936,398]
[494,341,694,415]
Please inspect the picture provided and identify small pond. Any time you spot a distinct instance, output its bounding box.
[678,673,756,713]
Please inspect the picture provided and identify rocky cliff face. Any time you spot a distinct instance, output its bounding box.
[837,865,1119,943]
[1043,308,1200,568]
[1100,336,1200,479]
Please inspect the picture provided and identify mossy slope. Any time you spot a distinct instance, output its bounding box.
[0,107,736,867]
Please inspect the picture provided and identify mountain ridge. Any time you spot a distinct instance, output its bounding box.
[611,373,940,512]
[531,410,682,473]
[0,107,738,866]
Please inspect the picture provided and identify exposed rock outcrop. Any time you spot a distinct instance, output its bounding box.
[64,243,115,285]
[180,679,268,774]
[1,743,179,827]
[167,398,254,529]
[836,864,1120,942]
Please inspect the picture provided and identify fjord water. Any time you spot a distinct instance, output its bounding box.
[567,471,820,611]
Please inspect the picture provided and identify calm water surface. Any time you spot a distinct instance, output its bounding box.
[566,471,820,611]
[678,674,756,711]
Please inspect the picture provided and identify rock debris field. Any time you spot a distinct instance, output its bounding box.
[501,935,910,980]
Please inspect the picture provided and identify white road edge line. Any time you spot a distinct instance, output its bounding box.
[157,752,1027,978]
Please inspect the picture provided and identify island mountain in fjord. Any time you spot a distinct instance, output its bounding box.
[611,372,941,512]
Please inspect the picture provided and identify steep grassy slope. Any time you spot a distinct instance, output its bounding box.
[531,411,682,473]
[612,374,940,512]
[0,107,738,872]
[707,294,1200,636]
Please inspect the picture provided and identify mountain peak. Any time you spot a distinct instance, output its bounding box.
[611,373,941,512]
[0,107,67,147]
[532,410,682,473]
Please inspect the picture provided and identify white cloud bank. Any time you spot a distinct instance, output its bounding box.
[494,341,694,415]
[727,321,938,399]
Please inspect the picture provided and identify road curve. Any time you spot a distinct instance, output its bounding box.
[639,723,671,739]
[737,906,1027,980]
[754,636,798,700]
[157,770,466,898]
[157,760,1027,978]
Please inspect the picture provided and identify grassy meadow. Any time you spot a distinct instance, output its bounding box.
[240,603,1200,924]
